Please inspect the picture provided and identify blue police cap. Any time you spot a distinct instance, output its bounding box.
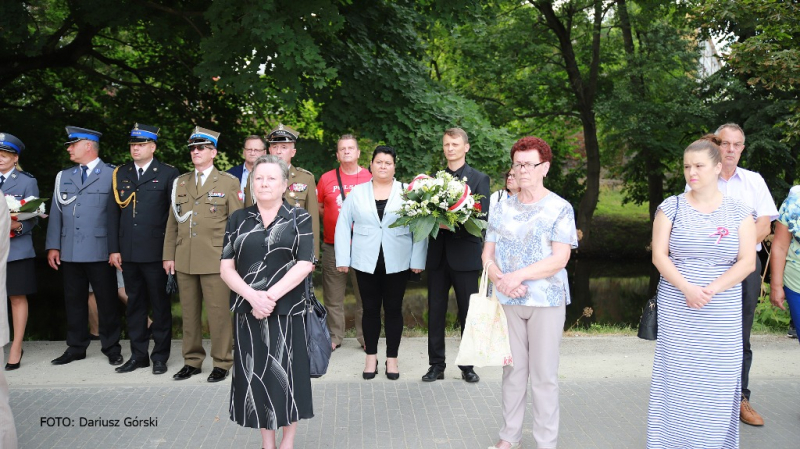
[0,133,25,155]
[65,126,102,146]
[129,123,160,143]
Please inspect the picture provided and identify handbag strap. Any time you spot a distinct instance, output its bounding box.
[290,206,314,306]
[336,168,346,202]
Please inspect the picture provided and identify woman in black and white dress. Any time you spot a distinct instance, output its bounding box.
[220,155,314,449]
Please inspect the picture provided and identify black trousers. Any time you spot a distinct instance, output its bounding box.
[121,261,172,362]
[355,262,410,358]
[741,255,762,400]
[427,258,479,369]
[62,261,121,357]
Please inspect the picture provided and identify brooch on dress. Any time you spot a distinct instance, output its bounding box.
[709,226,729,244]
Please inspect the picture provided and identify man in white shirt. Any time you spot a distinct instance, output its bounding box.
[715,123,778,426]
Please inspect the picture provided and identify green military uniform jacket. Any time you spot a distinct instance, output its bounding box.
[163,167,243,274]
[243,164,320,260]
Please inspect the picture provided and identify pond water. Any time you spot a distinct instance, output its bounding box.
[16,257,655,340]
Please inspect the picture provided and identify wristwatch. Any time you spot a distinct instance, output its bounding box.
[13,224,22,235]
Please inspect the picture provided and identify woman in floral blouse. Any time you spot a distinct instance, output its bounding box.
[482,136,578,449]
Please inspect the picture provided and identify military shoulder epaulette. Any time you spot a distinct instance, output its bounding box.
[106,163,117,168]
[160,162,177,169]
[177,171,194,179]
[296,166,314,176]
[17,170,35,179]
[219,171,240,182]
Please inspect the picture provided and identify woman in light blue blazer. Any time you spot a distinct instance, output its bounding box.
[335,146,427,380]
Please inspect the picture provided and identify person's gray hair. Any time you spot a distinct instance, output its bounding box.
[88,140,100,153]
[253,154,289,181]
[715,123,746,142]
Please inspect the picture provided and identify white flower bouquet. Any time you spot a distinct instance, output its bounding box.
[389,171,486,242]
[5,195,48,221]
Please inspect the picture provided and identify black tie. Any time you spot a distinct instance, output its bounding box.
[81,165,89,183]
[138,167,144,179]
[0,175,5,190]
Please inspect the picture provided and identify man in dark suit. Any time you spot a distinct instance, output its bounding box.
[46,126,123,366]
[227,135,266,190]
[423,128,490,383]
[108,124,180,374]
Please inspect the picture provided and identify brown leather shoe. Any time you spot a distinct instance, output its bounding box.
[740,398,765,426]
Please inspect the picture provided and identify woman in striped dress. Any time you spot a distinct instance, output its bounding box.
[648,135,756,448]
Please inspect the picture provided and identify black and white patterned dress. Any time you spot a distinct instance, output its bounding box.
[222,201,314,430]
[647,194,754,448]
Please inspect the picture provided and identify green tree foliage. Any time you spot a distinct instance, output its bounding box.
[0,0,508,198]
[430,0,610,245]
[598,0,714,219]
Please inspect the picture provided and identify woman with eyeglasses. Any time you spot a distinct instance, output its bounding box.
[489,169,521,210]
[334,146,427,380]
[482,137,577,449]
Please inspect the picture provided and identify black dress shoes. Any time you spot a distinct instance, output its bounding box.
[152,361,168,375]
[385,361,399,381]
[207,367,229,383]
[115,358,150,373]
[461,368,480,383]
[363,360,379,380]
[5,350,23,371]
[173,365,201,380]
[108,354,124,366]
[51,351,86,365]
[422,365,445,382]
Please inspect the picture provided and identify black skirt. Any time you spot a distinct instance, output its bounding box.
[229,311,314,429]
[7,258,37,296]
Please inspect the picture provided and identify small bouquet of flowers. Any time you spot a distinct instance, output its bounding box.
[5,195,48,221]
[389,171,486,242]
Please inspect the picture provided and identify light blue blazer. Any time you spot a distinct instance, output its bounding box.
[335,180,427,274]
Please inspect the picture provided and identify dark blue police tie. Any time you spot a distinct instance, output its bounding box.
[81,165,88,184]
[0,175,5,190]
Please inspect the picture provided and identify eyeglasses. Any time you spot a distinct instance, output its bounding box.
[720,142,744,150]
[189,145,213,152]
[244,147,266,154]
[512,161,545,171]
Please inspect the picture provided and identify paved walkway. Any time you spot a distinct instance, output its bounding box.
[6,336,800,448]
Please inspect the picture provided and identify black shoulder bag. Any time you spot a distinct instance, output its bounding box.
[292,207,332,377]
[638,196,680,341]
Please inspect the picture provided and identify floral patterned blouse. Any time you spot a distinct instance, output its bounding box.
[778,186,800,293]
[221,201,314,315]
[487,193,578,307]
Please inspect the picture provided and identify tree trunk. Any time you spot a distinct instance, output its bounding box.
[535,0,605,247]
[618,0,664,221]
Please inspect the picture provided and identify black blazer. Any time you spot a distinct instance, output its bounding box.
[227,164,246,183]
[425,163,490,272]
[107,159,180,263]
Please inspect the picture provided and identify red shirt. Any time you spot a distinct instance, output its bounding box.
[317,167,372,244]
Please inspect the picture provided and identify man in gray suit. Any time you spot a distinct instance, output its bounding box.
[46,126,123,366]
[0,192,18,447]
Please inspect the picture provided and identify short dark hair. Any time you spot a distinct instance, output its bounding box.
[372,145,396,163]
[243,135,266,148]
[444,128,469,144]
[510,136,552,163]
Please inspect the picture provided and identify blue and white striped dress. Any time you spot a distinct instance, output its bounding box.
[647,194,754,449]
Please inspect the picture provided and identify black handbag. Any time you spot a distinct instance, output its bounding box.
[303,275,332,378]
[291,207,332,377]
[638,196,679,341]
[637,296,658,340]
